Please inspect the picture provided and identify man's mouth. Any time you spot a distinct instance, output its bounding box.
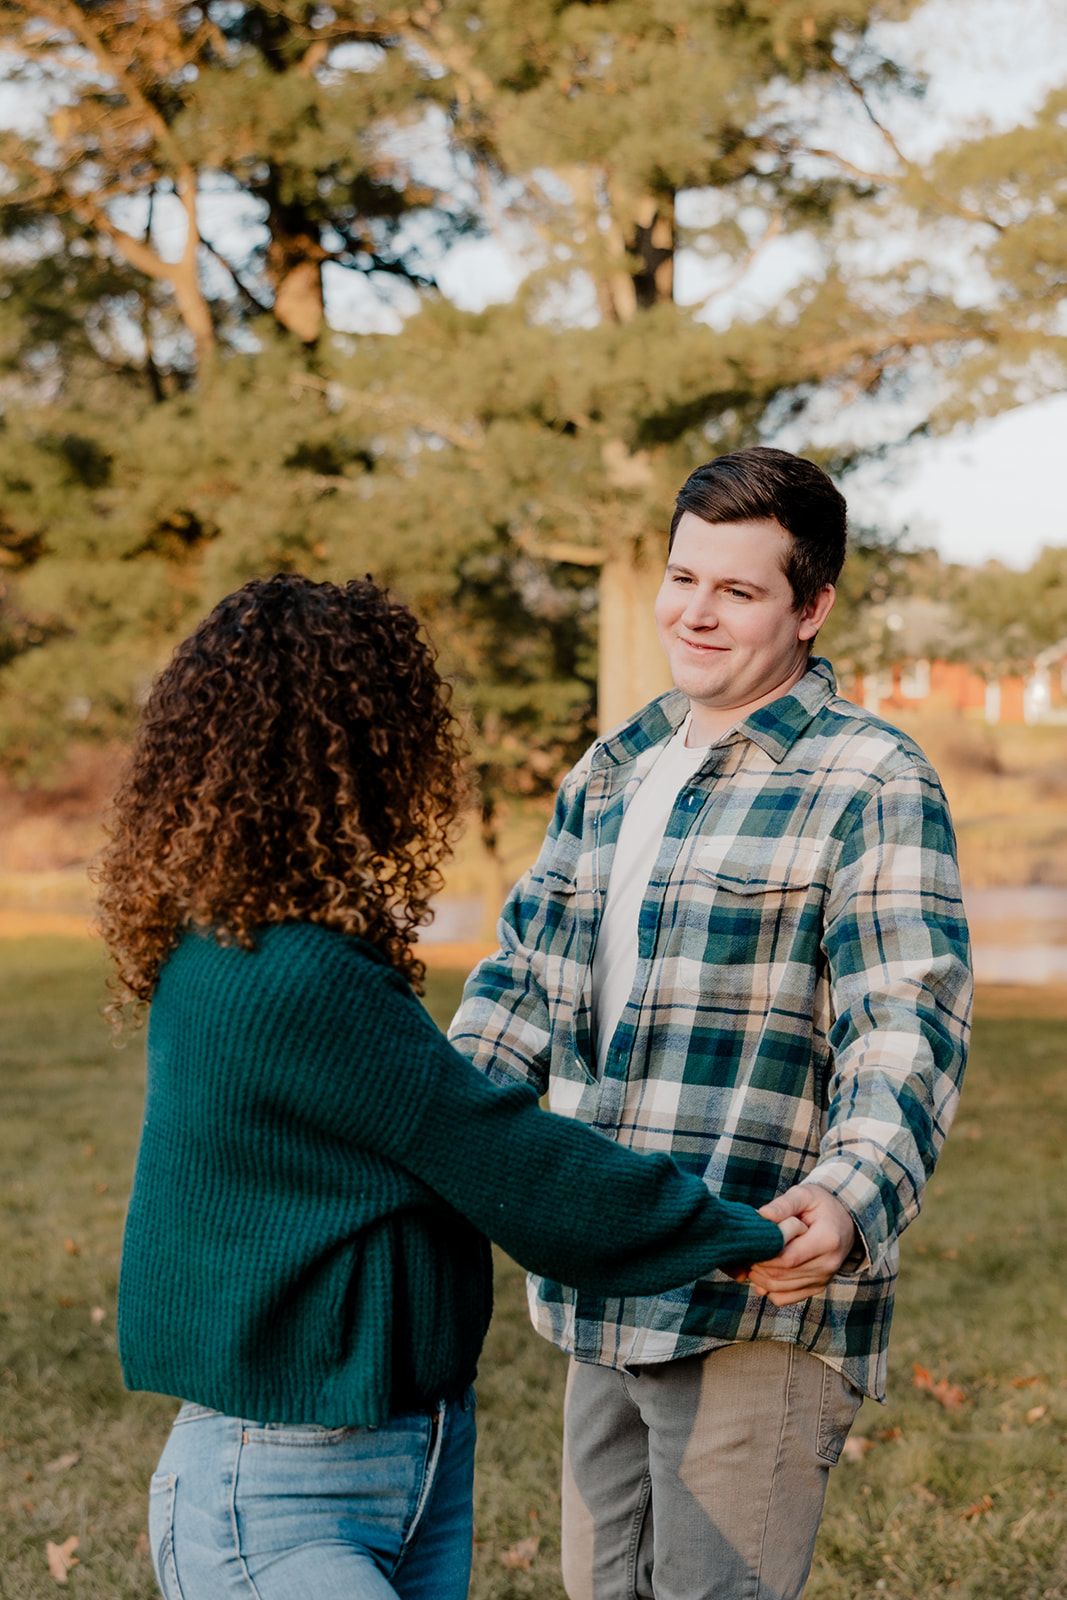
[678,637,728,654]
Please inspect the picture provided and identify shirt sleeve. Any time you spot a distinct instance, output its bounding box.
[385,975,786,1295]
[807,763,973,1272]
[447,769,581,1094]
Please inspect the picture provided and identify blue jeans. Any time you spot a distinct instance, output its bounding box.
[148,1393,476,1600]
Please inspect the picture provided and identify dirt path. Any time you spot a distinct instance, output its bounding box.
[0,912,494,971]
[0,910,96,938]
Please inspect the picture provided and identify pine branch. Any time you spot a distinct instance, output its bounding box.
[799,147,899,186]
[824,62,1006,235]
[696,210,783,308]
[286,373,485,451]
[198,234,272,315]
[800,318,990,384]
[28,0,191,180]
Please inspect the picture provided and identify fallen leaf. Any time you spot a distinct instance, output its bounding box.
[913,1484,939,1504]
[875,1426,903,1443]
[1026,1405,1048,1424]
[93,1182,108,1194]
[57,1297,77,1309]
[135,1532,150,1558]
[940,1248,959,1261]
[22,1499,36,1513]
[963,1125,982,1140]
[501,1535,540,1570]
[841,1436,875,1463]
[1011,1374,1045,1388]
[912,1363,967,1409]
[81,1143,96,1157]
[46,1535,79,1582]
[960,1494,994,1520]
[63,1239,80,1257]
[90,1307,105,1326]
[44,1452,80,1475]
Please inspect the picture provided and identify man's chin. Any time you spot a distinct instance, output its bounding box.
[671,669,734,705]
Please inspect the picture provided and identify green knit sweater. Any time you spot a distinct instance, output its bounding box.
[118,922,784,1426]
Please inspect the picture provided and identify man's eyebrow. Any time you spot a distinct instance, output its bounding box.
[665,559,770,595]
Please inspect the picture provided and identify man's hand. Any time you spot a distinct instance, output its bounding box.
[724,1185,858,1306]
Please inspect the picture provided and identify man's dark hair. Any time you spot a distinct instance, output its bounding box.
[669,447,847,612]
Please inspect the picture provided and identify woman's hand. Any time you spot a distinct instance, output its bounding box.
[722,1185,859,1304]
[743,1186,858,1306]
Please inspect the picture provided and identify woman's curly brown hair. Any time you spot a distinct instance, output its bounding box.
[95,574,465,1023]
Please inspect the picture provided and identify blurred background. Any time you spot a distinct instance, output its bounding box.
[2,8,1067,1596]
[1,0,1066,961]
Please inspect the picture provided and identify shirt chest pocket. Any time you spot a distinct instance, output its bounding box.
[535,832,584,898]
[521,831,587,959]
[678,835,826,992]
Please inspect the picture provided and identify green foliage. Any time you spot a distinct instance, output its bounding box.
[1,1,1065,796]
[952,545,1067,674]
[806,989,1067,1600]
[919,85,1067,425]
[0,1,467,369]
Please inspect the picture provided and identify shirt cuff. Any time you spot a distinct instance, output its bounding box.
[799,1162,889,1274]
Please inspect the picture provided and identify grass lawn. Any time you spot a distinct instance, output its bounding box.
[1,941,1065,1599]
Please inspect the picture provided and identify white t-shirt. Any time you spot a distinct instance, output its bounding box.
[591,715,711,1075]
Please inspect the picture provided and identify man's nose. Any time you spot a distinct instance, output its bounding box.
[681,587,717,629]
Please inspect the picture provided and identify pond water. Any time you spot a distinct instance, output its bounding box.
[426,887,1067,986]
[963,885,1067,985]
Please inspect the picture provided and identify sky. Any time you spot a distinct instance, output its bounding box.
[836,0,1067,568]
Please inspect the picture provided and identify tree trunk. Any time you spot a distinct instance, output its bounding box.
[478,795,511,941]
[594,189,675,323]
[271,255,325,344]
[265,194,325,344]
[629,193,675,308]
[597,551,674,734]
[95,168,216,366]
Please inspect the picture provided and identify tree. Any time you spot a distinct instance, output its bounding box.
[390,0,939,727]
[0,0,467,383]
[5,0,1064,865]
[952,546,1067,676]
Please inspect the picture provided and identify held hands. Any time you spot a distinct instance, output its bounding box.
[726,1185,858,1307]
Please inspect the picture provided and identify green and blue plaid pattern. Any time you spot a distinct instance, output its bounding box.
[449,659,972,1400]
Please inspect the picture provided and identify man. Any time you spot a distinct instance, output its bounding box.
[449,447,971,1600]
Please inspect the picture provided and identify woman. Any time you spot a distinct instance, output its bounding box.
[98,574,793,1600]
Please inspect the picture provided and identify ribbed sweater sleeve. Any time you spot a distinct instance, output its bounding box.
[283,930,785,1294]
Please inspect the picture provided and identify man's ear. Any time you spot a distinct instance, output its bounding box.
[798,584,836,642]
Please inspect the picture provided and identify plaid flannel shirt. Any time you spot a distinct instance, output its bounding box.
[449,659,972,1400]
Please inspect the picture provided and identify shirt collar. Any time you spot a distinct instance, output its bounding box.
[593,657,838,769]
[741,657,837,761]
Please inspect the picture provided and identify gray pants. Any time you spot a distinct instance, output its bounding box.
[561,1341,863,1600]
